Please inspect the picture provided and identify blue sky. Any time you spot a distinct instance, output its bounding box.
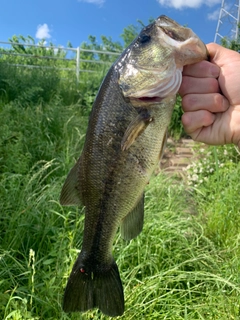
[0,0,235,49]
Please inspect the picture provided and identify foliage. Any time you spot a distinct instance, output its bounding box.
[220,23,240,51]
[168,95,184,140]
[1,145,240,319]
[0,22,187,139]
[120,18,155,47]
[0,35,71,72]
[1,57,240,319]
[78,19,153,74]
[120,21,144,47]
[185,144,240,249]
[221,37,240,52]
[185,144,240,188]
[0,35,109,108]
[3,23,240,318]
[79,35,120,76]
[0,60,60,105]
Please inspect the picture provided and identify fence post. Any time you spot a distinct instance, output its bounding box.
[0,41,120,81]
[76,46,80,82]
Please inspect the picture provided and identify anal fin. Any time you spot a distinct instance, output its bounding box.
[120,194,144,240]
[60,160,82,206]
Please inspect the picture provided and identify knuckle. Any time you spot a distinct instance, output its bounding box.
[208,78,219,92]
[214,94,229,111]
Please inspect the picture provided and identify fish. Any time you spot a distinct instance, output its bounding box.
[60,15,208,317]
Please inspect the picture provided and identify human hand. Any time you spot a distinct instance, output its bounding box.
[179,43,240,148]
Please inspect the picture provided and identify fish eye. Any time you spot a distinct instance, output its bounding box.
[139,33,151,44]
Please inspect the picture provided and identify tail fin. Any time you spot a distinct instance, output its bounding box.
[63,257,124,317]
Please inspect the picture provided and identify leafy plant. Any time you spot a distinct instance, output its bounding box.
[168,95,184,140]
[1,24,240,320]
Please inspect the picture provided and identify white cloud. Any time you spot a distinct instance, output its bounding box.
[157,0,221,9]
[36,24,51,39]
[78,0,105,6]
[207,8,220,20]
[208,3,231,20]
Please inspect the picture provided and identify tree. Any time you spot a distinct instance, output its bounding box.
[120,18,154,47]
[221,23,240,52]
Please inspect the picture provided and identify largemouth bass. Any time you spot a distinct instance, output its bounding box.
[60,15,208,317]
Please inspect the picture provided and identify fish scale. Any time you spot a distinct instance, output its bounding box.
[60,15,208,317]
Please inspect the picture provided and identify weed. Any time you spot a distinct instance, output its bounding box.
[1,46,240,319]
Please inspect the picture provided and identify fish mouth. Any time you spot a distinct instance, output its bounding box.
[156,15,208,63]
[138,96,162,102]
[156,15,193,43]
[132,96,163,104]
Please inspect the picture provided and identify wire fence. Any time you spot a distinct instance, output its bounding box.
[0,41,121,82]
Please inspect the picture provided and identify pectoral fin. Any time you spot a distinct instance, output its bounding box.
[121,110,153,151]
[60,161,82,206]
[120,194,144,240]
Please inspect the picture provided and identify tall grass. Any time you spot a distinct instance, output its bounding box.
[1,59,240,319]
[1,167,240,319]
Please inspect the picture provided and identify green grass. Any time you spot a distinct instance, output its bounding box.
[1,159,240,319]
[1,66,240,319]
[0,171,239,319]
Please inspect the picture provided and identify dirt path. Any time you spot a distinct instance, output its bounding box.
[160,138,199,176]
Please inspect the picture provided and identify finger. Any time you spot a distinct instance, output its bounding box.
[181,110,216,135]
[182,93,230,113]
[182,60,220,78]
[179,76,220,96]
[206,43,238,65]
